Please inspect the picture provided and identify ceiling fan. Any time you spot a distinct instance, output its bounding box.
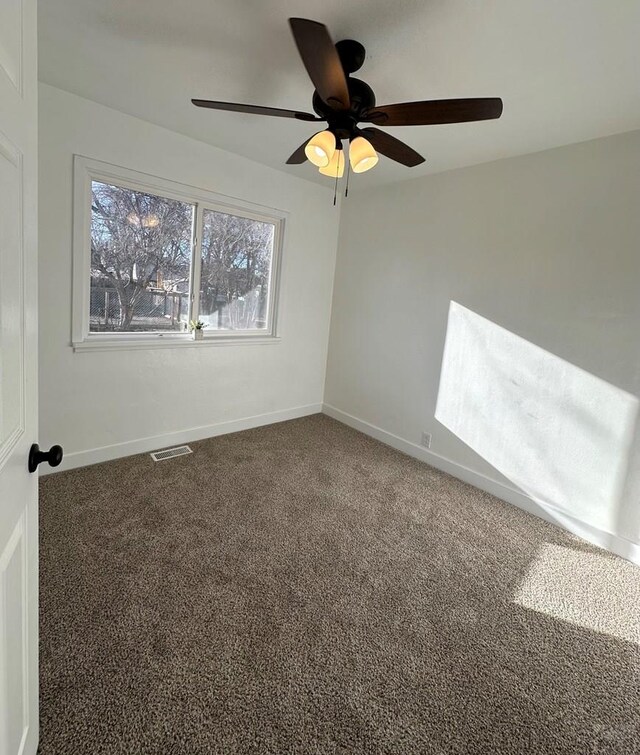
[192,18,503,182]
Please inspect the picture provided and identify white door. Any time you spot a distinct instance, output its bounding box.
[0,0,40,753]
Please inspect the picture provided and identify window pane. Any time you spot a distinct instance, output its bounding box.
[90,181,194,332]
[199,209,275,331]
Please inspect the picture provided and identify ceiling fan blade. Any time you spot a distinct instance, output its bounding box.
[286,140,309,164]
[359,127,425,167]
[364,98,503,126]
[191,99,320,122]
[288,18,350,110]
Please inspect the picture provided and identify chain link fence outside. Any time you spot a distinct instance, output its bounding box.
[89,286,189,332]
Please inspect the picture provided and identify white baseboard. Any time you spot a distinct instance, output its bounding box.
[42,403,323,475]
[322,403,640,566]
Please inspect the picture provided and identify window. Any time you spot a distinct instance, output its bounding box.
[72,157,284,350]
[199,209,275,332]
[90,182,194,333]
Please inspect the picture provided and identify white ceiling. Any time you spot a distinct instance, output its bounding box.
[39,0,640,188]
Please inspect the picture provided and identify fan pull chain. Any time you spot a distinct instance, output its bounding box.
[333,159,339,206]
[345,153,351,198]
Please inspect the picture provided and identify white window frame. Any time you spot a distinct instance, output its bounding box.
[72,155,286,352]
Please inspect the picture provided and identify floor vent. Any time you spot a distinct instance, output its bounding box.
[150,445,192,462]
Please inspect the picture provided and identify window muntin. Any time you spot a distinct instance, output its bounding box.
[199,209,275,332]
[90,181,195,333]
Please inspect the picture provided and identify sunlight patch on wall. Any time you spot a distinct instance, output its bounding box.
[435,301,638,533]
[514,543,640,644]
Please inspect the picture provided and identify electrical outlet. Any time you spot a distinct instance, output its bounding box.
[421,432,432,449]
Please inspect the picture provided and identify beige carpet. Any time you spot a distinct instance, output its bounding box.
[39,414,640,754]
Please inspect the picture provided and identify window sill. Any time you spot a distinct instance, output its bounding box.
[72,334,281,353]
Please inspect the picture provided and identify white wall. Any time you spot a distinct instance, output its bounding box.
[39,84,340,468]
[325,130,640,562]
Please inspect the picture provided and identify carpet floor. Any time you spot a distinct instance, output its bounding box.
[39,414,640,754]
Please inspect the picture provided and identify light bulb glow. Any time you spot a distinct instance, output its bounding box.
[127,212,160,228]
[318,148,345,178]
[349,136,379,173]
[305,131,336,167]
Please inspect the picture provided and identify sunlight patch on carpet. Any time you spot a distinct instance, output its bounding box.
[514,543,640,644]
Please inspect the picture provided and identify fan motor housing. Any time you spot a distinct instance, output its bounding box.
[312,77,376,138]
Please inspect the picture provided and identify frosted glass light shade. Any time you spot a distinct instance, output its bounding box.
[349,136,379,173]
[318,148,345,178]
[305,131,336,167]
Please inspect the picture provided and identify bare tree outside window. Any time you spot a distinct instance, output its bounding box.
[90,181,194,332]
[199,209,275,331]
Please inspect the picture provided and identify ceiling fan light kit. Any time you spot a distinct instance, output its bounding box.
[318,146,345,178]
[349,136,379,174]
[192,18,503,196]
[305,130,336,167]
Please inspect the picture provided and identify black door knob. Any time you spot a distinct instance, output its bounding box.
[28,443,63,473]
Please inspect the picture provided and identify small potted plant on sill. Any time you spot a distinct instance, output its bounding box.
[189,319,207,341]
